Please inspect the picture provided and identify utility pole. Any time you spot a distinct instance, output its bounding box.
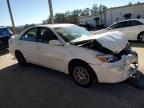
[7,0,16,35]
[48,0,54,24]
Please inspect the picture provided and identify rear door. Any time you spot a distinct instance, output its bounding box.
[108,21,139,40]
[18,27,39,63]
[126,20,144,40]
[121,21,138,40]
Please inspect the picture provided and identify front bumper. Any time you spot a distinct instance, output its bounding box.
[90,53,138,83]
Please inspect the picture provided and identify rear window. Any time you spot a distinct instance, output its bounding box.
[139,20,144,24]
[0,28,12,36]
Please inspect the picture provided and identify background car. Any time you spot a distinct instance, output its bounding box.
[94,19,144,42]
[0,26,13,50]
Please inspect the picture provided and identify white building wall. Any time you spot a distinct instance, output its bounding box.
[79,16,98,27]
[78,14,106,27]
[106,3,144,26]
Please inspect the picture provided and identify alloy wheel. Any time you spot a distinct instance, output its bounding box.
[73,66,90,85]
[139,33,144,42]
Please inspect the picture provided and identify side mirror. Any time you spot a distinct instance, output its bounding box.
[49,40,64,46]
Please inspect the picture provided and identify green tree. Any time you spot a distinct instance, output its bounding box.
[91,4,99,15]
[98,4,107,13]
[80,8,91,16]
[128,2,132,5]
[55,13,66,23]
[71,9,81,17]
[42,3,108,24]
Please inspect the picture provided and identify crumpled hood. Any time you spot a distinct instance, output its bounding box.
[93,31,128,53]
[72,31,128,53]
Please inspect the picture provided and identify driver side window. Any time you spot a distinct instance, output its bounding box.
[20,28,38,42]
[38,28,58,43]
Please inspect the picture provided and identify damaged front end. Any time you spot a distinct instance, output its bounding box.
[81,40,138,83]
[72,31,138,83]
[74,39,138,63]
[80,40,138,64]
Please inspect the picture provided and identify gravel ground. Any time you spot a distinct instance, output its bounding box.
[131,42,144,72]
[0,43,144,108]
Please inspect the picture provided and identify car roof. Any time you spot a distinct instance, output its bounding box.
[115,19,144,24]
[33,24,75,28]
[0,26,8,29]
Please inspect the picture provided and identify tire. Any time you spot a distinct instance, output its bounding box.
[70,62,98,87]
[15,51,27,67]
[138,32,144,43]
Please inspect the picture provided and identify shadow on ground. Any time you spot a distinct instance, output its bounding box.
[0,49,9,56]
[0,64,144,108]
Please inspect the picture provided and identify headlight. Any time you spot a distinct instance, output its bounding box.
[96,55,118,63]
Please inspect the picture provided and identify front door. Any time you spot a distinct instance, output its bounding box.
[36,27,66,72]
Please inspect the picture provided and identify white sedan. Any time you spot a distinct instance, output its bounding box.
[9,24,138,87]
[94,19,144,42]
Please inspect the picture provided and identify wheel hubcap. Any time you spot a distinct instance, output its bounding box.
[139,33,144,42]
[73,66,90,85]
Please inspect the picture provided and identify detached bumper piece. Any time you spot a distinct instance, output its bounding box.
[128,64,138,77]
[126,67,144,89]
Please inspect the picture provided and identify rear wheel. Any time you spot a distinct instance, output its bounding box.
[70,62,98,87]
[138,32,144,43]
[15,51,27,66]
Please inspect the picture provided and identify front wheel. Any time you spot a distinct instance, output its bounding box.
[70,62,97,87]
[15,51,27,67]
[138,32,144,43]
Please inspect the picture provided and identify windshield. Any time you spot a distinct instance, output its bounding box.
[53,25,92,42]
[0,28,12,36]
[139,19,144,24]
